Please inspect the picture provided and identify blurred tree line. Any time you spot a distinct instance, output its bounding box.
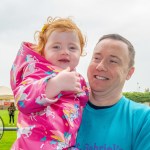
[123,90,150,103]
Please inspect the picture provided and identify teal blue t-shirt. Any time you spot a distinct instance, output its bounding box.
[76,96,150,150]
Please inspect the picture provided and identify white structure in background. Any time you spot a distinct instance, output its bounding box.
[0,86,14,109]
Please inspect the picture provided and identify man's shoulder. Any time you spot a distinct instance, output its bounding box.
[123,96,150,115]
[124,97,150,115]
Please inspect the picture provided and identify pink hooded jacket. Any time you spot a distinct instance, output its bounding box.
[10,42,88,150]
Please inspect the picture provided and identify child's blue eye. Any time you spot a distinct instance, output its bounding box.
[70,47,75,49]
[69,46,77,51]
[53,45,61,49]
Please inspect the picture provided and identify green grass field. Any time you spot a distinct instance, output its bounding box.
[0,110,18,150]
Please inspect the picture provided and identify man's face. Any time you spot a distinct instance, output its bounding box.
[87,38,134,94]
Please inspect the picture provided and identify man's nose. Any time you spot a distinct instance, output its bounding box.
[96,61,107,71]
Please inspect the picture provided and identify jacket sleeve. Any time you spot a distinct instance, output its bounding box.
[77,75,89,107]
[12,62,59,114]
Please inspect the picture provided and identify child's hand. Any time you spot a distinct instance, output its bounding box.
[54,67,81,92]
[45,67,81,99]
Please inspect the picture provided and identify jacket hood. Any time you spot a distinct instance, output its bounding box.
[10,42,49,91]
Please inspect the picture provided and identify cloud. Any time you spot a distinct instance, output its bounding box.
[0,0,150,92]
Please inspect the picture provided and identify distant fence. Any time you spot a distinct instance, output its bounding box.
[0,127,17,131]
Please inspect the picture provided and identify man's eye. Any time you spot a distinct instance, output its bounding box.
[110,60,117,63]
[92,57,100,62]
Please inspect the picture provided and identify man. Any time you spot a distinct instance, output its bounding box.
[8,102,16,125]
[76,34,150,150]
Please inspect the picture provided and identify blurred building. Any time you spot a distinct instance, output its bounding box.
[0,86,14,109]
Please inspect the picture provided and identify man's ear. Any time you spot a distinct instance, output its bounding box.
[126,67,135,80]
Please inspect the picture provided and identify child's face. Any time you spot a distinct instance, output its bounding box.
[43,31,81,70]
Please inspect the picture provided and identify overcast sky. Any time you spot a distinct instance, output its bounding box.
[0,0,150,92]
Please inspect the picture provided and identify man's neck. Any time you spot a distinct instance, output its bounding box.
[89,90,122,106]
